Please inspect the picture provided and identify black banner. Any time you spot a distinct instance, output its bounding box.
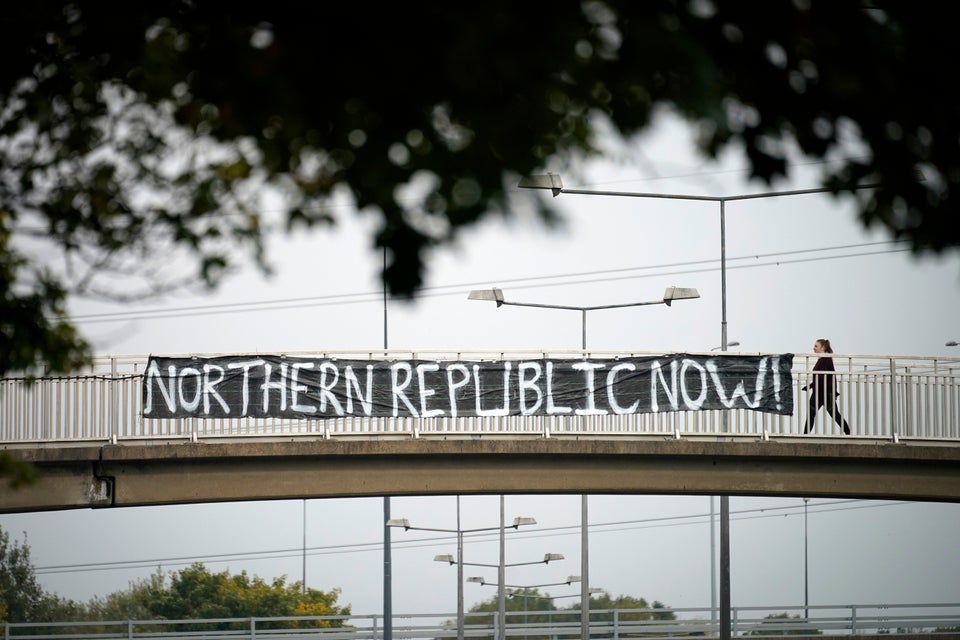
[142,354,794,420]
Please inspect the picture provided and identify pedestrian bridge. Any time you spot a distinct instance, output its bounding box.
[3,350,960,513]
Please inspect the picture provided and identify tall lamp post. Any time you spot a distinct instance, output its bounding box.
[387,499,537,640]
[467,286,701,350]
[518,172,882,640]
[468,285,700,640]
[804,497,810,621]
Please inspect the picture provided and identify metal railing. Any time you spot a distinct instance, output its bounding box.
[4,603,960,640]
[3,351,960,445]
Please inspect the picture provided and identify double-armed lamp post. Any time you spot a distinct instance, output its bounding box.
[468,284,699,640]
[467,286,700,351]
[387,496,537,640]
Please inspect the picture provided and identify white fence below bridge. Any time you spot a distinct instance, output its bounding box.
[3,351,960,446]
[4,603,960,640]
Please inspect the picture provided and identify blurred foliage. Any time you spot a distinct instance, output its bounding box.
[0,453,39,490]
[1,0,958,380]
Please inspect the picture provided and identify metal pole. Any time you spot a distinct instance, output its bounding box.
[498,495,506,640]
[382,246,388,350]
[804,498,810,620]
[580,311,590,640]
[383,246,393,640]
[720,199,728,351]
[581,494,590,640]
[710,496,716,629]
[719,200,731,640]
[581,309,587,352]
[384,497,392,640]
[457,496,464,640]
[302,499,307,594]
[720,495,730,640]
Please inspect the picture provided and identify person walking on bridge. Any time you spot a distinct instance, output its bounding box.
[803,338,851,435]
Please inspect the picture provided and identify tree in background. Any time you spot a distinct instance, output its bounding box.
[0,528,349,624]
[463,589,675,640]
[0,527,80,622]
[567,591,677,625]
[1,1,958,378]
[121,563,349,628]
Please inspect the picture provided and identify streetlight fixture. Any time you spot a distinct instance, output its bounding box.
[468,284,699,640]
[518,172,886,640]
[436,552,565,568]
[508,586,603,601]
[947,341,958,347]
[711,341,740,351]
[468,286,700,350]
[468,286,699,640]
[387,500,537,640]
[468,575,582,588]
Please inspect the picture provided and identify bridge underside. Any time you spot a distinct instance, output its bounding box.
[4,437,960,513]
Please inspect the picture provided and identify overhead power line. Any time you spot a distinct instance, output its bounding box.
[32,499,910,577]
[64,240,909,325]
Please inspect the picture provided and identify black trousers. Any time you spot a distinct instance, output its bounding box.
[804,391,851,434]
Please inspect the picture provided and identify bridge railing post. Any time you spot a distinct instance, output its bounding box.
[889,358,900,439]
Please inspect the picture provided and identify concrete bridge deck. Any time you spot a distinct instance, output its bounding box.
[6,436,960,513]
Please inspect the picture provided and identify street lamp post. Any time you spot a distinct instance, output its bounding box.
[468,286,701,350]
[387,501,537,640]
[804,497,810,621]
[518,172,883,640]
[468,284,700,640]
[302,499,307,593]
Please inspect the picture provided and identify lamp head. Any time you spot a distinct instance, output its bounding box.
[467,576,487,585]
[947,341,959,347]
[565,575,582,584]
[511,516,537,528]
[385,518,411,529]
[433,554,456,565]
[518,173,564,197]
[467,288,505,307]
[543,553,564,563]
[663,286,700,306]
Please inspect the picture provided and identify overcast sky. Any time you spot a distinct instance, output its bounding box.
[3,112,959,618]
